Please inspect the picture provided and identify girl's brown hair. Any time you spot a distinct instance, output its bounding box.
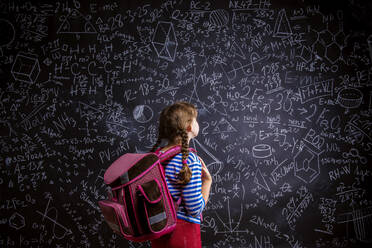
[151,102,198,184]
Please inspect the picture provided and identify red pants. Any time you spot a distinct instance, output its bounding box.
[151,218,201,248]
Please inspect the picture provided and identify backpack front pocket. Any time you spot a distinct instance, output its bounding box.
[98,200,134,237]
[137,179,168,233]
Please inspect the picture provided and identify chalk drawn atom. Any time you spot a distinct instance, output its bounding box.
[133,105,153,123]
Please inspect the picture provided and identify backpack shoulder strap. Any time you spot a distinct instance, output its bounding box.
[154,145,197,209]
[155,145,197,163]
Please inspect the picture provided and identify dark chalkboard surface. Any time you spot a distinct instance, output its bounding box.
[1,0,372,247]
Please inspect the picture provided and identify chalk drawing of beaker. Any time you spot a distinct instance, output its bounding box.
[337,87,363,114]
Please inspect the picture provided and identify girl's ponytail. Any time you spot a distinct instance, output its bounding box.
[151,101,197,184]
[177,128,192,184]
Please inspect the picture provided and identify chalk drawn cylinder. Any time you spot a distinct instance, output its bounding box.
[252,144,272,158]
[337,88,363,110]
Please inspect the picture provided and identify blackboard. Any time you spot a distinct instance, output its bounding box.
[1,0,372,247]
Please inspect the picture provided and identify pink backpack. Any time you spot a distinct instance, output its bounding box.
[98,146,195,242]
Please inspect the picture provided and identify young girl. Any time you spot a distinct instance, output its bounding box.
[151,102,212,248]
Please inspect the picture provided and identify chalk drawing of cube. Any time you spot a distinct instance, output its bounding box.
[11,53,40,84]
[152,21,178,62]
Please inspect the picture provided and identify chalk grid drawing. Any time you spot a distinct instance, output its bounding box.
[11,53,40,84]
[214,201,246,235]
[0,18,15,56]
[57,9,97,39]
[337,206,372,242]
[152,21,178,62]
[78,120,97,137]
[191,136,248,234]
[212,184,247,235]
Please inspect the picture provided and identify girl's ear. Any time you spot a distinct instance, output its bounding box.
[186,125,192,132]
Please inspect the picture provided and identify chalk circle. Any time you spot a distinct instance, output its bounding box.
[133,105,153,123]
[0,19,15,47]
[252,144,272,158]
[337,88,362,109]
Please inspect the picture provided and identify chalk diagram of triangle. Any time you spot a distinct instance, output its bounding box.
[78,102,104,120]
[273,9,292,38]
[213,118,237,133]
[230,41,246,59]
[57,9,97,34]
[254,168,271,191]
[187,63,228,117]
[191,138,223,174]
